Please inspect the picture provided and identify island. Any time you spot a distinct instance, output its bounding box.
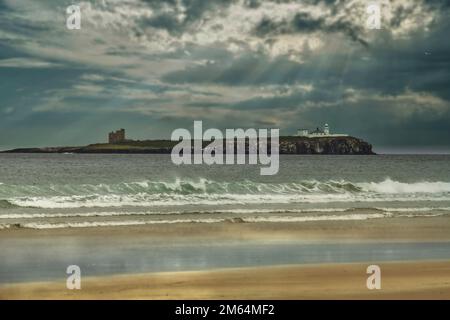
[1,125,375,155]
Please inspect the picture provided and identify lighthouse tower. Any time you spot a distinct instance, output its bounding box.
[324,123,330,135]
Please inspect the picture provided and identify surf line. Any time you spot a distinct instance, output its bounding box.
[171,121,279,175]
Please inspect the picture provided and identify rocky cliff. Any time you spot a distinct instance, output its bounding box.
[279,136,375,155]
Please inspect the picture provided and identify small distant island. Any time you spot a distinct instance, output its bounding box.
[1,124,375,155]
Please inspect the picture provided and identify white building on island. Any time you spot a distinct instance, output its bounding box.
[296,123,348,138]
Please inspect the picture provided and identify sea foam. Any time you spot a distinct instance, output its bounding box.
[0,178,449,209]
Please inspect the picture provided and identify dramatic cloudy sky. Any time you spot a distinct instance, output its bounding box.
[0,0,449,152]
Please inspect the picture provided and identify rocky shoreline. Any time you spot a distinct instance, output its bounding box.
[280,136,375,154]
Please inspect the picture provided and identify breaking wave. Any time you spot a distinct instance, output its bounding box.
[0,212,392,229]
[1,207,449,220]
[0,200,19,209]
[0,178,449,209]
[359,179,450,194]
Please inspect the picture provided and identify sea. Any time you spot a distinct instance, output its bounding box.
[2,153,450,283]
[1,153,450,229]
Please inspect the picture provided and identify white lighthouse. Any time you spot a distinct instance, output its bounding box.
[295,123,348,138]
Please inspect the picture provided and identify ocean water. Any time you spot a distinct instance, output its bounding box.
[2,153,450,283]
[1,153,450,229]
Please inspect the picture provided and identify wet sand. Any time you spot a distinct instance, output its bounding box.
[1,217,450,299]
[1,261,450,299]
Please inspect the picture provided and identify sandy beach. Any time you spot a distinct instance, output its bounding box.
[1,217,450,299]
[1,261,450,299]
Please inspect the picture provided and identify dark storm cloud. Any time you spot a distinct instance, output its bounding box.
[424,0,450,9]
[159,1,450,147]
[163,6,450,102]
[1,0,450,150]
[139,13,181,34]
[137,0,234,34]
[254,11,368,46]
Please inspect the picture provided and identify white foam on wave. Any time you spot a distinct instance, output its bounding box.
[5,193,353,208]
[7,193,450,209]
[358,178,450,194]
[393,213,446,218]
[18,218,223,229]
[2,178,450,209]
[0,211,150,219]
[376,207,450,212]
[2,207,450,220]
[245,212,391,223]
[5,212,392,229]
[0,208,355,219]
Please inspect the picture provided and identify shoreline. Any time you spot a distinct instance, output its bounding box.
[2,217,450,299]
[2,217,450,242]
[1,260,450,299]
